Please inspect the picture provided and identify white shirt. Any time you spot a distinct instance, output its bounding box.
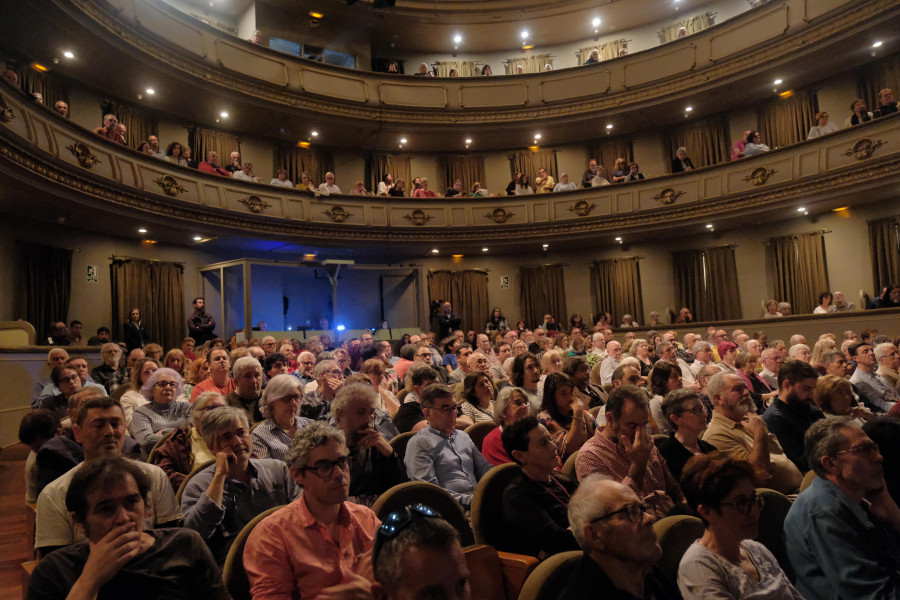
[318,183,342,195]
[233,170,258,182]
[269,178,294,188]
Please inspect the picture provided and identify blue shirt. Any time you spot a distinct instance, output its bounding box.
[404,426,493,506]
[785,476,900,599]
[181,458,301,565]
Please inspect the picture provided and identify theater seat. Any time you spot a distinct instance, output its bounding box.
[799,470,817,493]
[561,451,579,478]
[755,487,794,581]
[652,514,705,584]
[146,428,176,464]
[465,421,497,452]
[471,463,520,551]
[372,481,475,546]
[464,544,538,600]
[174,458,215,505]
[222,504,285,600]
[388,431,416,462]
[517,550,583,600]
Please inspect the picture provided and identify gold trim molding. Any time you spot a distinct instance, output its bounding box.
[404,210,433,226]
[0,95,14,123]
[485,208,514,223]
[323,205,352,222]
[568,200,596,216]
[66,142,101,169]
[652,188,685,205]
[154,174,187,196]
[845,138,886,160]
[239,195,271,213]
[744,167,776,186]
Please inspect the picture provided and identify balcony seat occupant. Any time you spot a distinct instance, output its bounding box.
[671,147,695,172]
[807,112,839,139]
[874,88,898,117]
[535,167,556,193]
[198,150,232,177]
[269,168,293,188]
[318,171,342,195]
[743,131,770,157]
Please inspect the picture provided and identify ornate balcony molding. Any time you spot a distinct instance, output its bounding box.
[1,91,899,246]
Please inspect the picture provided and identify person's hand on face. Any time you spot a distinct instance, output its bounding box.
[83,523,142,587]
[621,424,652,467]
[356,427,393,456]
[214,445,238,476]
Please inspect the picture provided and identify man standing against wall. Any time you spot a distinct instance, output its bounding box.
[188,297,216,344]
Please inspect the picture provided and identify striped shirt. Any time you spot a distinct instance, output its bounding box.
[251,417,314,461]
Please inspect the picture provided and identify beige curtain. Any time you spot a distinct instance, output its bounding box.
[368,154,411,196]
[427,270,489,334]
[767,231,830,315]
[193,127,242,167]
[433,61,480,78]
[520,265,567,331]
[673,246,741,322]
[276,146,334,189]
[577,39,628,64]
[868,216,900,293]
[505,54,554,74]
[509,150,559,182]
[590,258,643,327]
[438,155,486,193]
[666,116,729,170]
[658,12,716,43]
[107,101,158,149]
[19,70,67,110]
[757,90,817,150]
[586,137,633,177]
[110,258,185,350]
[857,54,900,111]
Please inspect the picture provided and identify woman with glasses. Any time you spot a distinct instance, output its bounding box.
[743,131,771,157]
[252,374,314,461]
[131,368,193,454]
[807,111,838,139]
[538,372,595,458]
[120,357,159,430]
[678,453,803,599]
[658,389,716,480]
[814,374,874,425]
[481,386,532,465]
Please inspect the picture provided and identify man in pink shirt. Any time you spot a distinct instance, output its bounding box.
[244,422,380,599]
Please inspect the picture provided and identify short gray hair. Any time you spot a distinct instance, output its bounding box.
[259,374,301,420]
[232,356,262,379]
[692,341,712,354]
[493,386,530,425]
[705,371,734,402]
[788,344,810,359]
[284,422,346,470]
[331,383,377,419]
[192,391,225,429]
[805,417,856,478]
[568,474,616,549]
[661,389,699,430]
[140,368,184,400]
[874,342,897,360]
[314,360,339,379]
[374,515,460,589]
[201,406,249,449]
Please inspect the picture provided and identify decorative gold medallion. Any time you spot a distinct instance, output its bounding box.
[568,200,597,216]
[65,142,101,168]
[743,168,776,186]
[404,209,433,226]
[238,195,271,213]
[0,95,14,123]
[844,138,886,160]
[154,174,187,196]
[652,188,686,204]
[485,207,514,223]
[323,205,352,222]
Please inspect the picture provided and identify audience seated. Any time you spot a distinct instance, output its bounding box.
[807,111,838,139]
[459,371,496,423]
[538,372,596,458]
[35,364,82,424]
[873,87,898,118]
[671,147,695,172]
[191,347,235,401]
[657,389,716,481]
[198,150,232,177]
[130,368,193,454]
[849,341,900,412]
[19,409,57,504]
[226,356,264,423]
[743,131,770,156]
[845,98,873,127]
[762,360,824,471]
[243,422,379,599]
[393,363,438,433]
[181,406,301,565]
[89,343,122,392]
[252,373,314,461]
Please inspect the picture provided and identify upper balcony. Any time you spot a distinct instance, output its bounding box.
[1,85,898,254]
[8,0,898,150]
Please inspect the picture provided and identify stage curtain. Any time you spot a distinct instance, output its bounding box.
[520,265,567,331]
[576,39,628,64]
[427,270,488,334]
[665,115,729,169]
[589,258,643,327]
[433,61,480,77]
[275,146,334,189]
[767,231,829,315]
[509,150,559,183]
[438,155,486,193]
[868,216,900,294]
[193,127,242,168]
[505,54,554,74]
[104,100,158,150]
[673,246,741,322]
[16,242,72,344]
[856,53,900,110]
[586,137,633,177]
[110,258,185,350]
[757,90,817,150]
[658,12,715,43]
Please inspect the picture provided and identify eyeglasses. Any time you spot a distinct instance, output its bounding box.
[678,404,706,416]
[372,504,441,569]
[720,493,763,515]
[431,403,458,414]
[60,375,80,384]
[836,441,880,459]
[589,502,648,525]
[155,381,178,389]
[301,455,350,478]
[416,353,431,358]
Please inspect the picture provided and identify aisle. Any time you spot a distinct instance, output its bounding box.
[0,444,32,600]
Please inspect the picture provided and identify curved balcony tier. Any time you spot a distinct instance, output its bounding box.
[8,0,896,150]
[1,88,898,250]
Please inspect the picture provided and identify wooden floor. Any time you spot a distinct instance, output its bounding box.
[0,444,32,600]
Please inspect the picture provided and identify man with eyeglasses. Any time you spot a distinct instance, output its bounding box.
[244,422,379,599]
[785,418,900,599]
[294,350,316,387]
[563,475,678,599]
[762,360,824,471]
[850,342,900,413]
[181,406,300,566]
[405,384,493,507]
[37,365,83,424]
[226,356,264,423]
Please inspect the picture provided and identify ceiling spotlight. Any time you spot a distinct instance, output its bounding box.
[521,30,529,40]
[773,78,783,85]
[145,88,155,95]
[138,228,147,233]
[615,236,622,241]
[482,247,488,252]
[606,124,614,130]
[797,207,806,212]
[63,51,74,59]
[431,248,439,254]
[592,17,601,28]
[219,111,229,118]
[453,34,462,44]
[705,224,713,229]
[873,40,883,48]
[685,106,693,112]
[534,133,542,140]
[193,235,203,241]
[400,137,407,144]
[542,243,549,249]
[311,131,319,137]
[465,138,472,144]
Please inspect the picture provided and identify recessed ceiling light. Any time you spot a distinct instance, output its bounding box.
[482,247,488,252]
[797,207,806,212]
[453,34,462,44]
[309,11,324,19]
[521,30,529,39]
[431,248,439,254]
[138,228,147,233]
[311,131,319,137]
[592,17,601,28]
[873,41,883,48]
[219,111,229,118]
[534,133,542,140]
[193,235,203,241]
[145,88,155,95]
[400,137,407,144]
[465,138,473,145]
[705,224,713,229]
[542,243,549,249]
[606,124,613,129]
[615,236,622,241]
[773,78,783,85]
[685,106,693,112]
[63,51,74,59]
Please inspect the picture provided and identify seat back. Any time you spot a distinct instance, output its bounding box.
[471,463,521,550]
[464,545,539,600]
[222,505,285,600]
[652,433,669,450]
[465,421,498,452]
[146,428,176,464]
[755,487,794,581]
[175,458,215,505]
[799,470,817,493]
[372,481,474,546]
[388,431,416,462]
[561,450,579,478]
[652,514,705,584]
[517,550,583,600]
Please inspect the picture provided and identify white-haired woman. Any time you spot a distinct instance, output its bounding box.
[251,373,314,460]
[132,368,193,453]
